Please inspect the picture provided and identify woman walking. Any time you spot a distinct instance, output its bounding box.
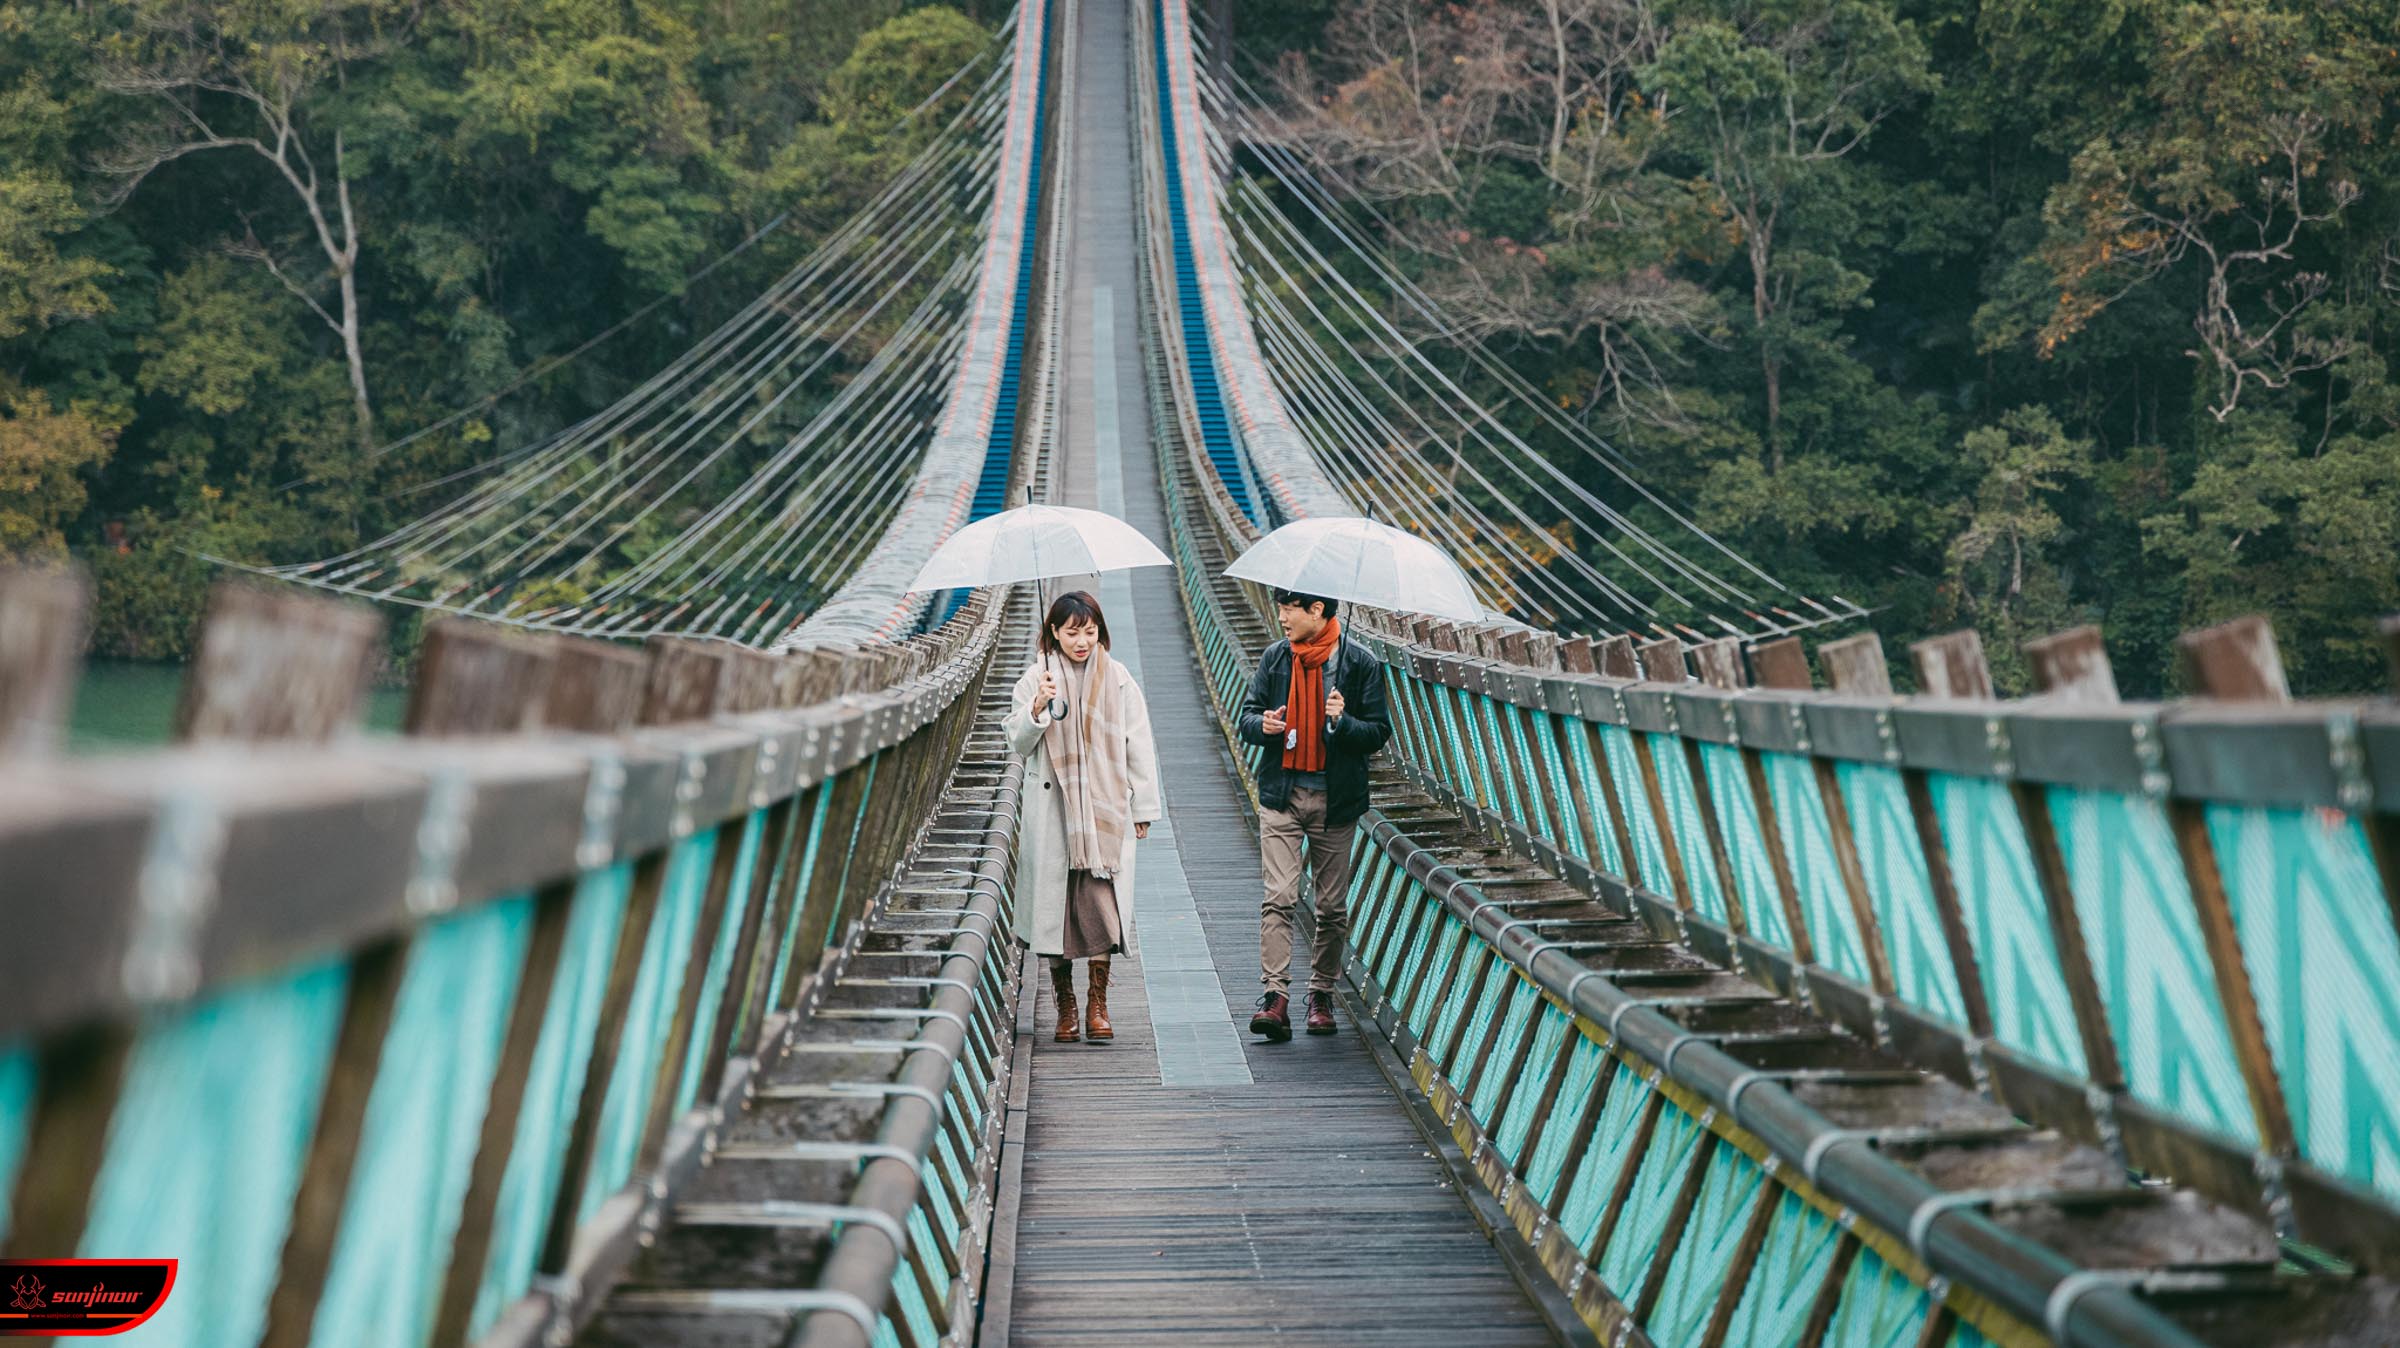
[1006,590,1162,1043]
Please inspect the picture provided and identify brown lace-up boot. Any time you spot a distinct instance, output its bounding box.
[1051,958,1080,1043]
[1084,956,1114,1042]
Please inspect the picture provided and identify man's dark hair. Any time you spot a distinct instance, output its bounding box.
[1039,589,1112,653]
[1271,589,1338,619]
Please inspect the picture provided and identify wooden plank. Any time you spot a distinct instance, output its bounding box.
[1594,635,1638,680]
[1636,637,1686,685]
[415,621,578,1340]
[640,637,729,726]
[405,619,553,735]
[1901,770,1995,1039]
[1681,740,1751,933]
[1746,637,1812,691]
[0,564,90,760]
[2008,782,2127,1090]
[177,580,382,742]
[2175,615,2288,701]
[1632,735,1696,908]
[1504,705,1568,854]
[779,763,874,1007]
[1559,635,1596,674]
[1532,1048,1618,1221]
[698,794,802,1102]
[1692,638,1746,691]
[1816,633,1891,697]
[0,1025,130,1257]
[1581,1088,1667,1264]
[1697,1179,1783,1348]
[539,850,671,1273]
[1524,631,1562,671]
[178,584,396,1334]
[1908,630,1994,700]
[1810,758,1899,997]
[430,878,576,1348]
[257,939,410,1348]
[1630,1132,1719,1323]
[635,819,751,1175]
[2164,618,2297,1154]
[2168,798,2298,1156]
[2024,625,2119,704]
[1741,749,1815,963]
[547,638,647,733]
[1794,1233,1864,1348]
[1546,717,1615,883]
[1580,720,1647,895]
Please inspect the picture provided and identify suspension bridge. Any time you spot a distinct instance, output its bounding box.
[4,1,2400,1345]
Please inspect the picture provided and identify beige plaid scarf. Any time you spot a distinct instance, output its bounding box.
[1042,647,1134,878]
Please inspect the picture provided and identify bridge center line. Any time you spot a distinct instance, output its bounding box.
[1094,282,1253,1087]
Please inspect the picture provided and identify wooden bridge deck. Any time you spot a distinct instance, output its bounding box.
[988,3,1552,1336]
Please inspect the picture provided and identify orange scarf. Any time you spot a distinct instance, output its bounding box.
[1283,616,1342,773]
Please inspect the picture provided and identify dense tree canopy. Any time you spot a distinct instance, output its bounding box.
[4,0,2393,694]
[1248,0,2400,693]
[0,0,994,658]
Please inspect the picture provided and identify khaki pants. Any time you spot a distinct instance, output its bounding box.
[1260,787,1355,995]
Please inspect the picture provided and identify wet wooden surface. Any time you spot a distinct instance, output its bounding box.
[1004,6,1549,1334]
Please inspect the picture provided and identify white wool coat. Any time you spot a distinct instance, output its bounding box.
[1004,658,1162,957]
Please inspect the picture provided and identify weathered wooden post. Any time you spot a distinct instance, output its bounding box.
[1635,636,1685,684]
[1909,630,1995,699]
[2166,615,2299,1160]
[1558,635,1596,674]
[1745,636,1811,691]
[2176,614,2289,702]
[641,637,731,725]
[1594,635,1638,680]
[2024,625,2119,704]
[1816,632,1891,697]
[1691,638,1745,691]
[404,618,554,735]
[178,581,383,742]
[0,565,89,760]
[547,638,649,733]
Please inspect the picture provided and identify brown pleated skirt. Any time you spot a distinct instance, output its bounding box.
[1060,869,1123,960]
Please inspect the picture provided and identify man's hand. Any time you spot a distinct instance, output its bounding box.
[1134,822,1150,839]
[1324,689,1346,723]
[1261,704,1287,736]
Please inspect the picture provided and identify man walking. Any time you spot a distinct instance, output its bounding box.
[1240,589,1391,1041]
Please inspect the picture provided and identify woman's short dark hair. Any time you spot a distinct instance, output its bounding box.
[1272,589,1339,618]
[1040,590,1112,653]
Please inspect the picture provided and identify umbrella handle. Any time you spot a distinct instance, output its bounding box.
[1042,650,1067,723]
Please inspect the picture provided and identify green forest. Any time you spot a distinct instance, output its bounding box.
[0,0,996,660]
[1234,0,2400,694]
[3,0,2396,694]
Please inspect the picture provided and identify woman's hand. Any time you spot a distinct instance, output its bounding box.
[1033,668,1060,720]
[1134,822,1150,839]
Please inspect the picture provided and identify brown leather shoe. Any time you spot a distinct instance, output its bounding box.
[1051,958,1080,1043]
[1306,990,1337,1036]
[1249,992,1292,1042]
[1084,956,1114,1042]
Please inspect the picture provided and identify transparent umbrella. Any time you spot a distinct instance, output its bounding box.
[906,504,1171,593]
[908,504,1173,720]
[1222,516,1483,621]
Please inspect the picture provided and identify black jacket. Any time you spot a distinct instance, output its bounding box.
[1237,634,1392,826]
